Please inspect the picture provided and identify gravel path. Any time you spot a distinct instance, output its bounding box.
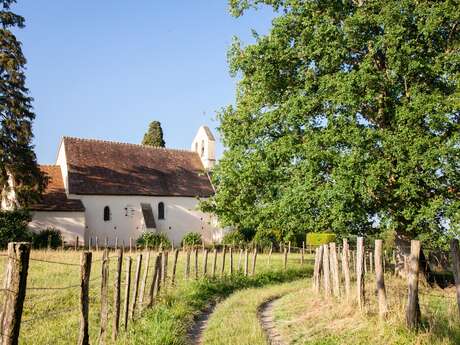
[258,297,286,345]
[188,304,215,345]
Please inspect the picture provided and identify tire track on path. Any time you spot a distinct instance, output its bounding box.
[258,297,286,345]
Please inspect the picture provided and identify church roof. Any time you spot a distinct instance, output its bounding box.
[30,165,85,212]
[203,126,216,141]
[63,137,214,197]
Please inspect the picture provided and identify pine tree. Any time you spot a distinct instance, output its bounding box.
[0,0,46,208]
[142,121,166,147]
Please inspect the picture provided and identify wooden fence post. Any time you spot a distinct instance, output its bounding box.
[129,238,133,253]
[104,236,108,250]
[329,243,340,297]
[450,239,460,319]
[129,254,142,320]
[268,243,273,266]
[406,240,421,329]
[244,248,249,276]
[283,247,288,270]
[221,245,227,277]
[203,249,209,276]
[123,256,132,330]
[99,249,109,344]
[75,236,79,251]
[356,237,365,309]
[212,248,217,277]
[370,251,373,274]
[153,257,162,298]
[322,244,331,297]
[1,242,31,345]
[313,246,324,294]
[139,251,150,307]
[288,241,291,254]
[301,241,305,265]
[342,239,350,299]
[185,250,191,280]
[194,248,199,279]
[95,237,99,251]
[375,240,388,318]
[115,237,118,251]
[88,237,92,252]
[147,254,161,307]
[78,251,92,345]
[229,247,234,275]
[251,247,258,276]
[112,249,123,341]
[171,249,179,285]
[238,248,243,271]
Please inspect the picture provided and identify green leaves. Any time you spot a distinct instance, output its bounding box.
[206,0,460,242]
[142,121,166,147]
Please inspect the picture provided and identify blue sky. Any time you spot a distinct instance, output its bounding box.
[13,1,275,163]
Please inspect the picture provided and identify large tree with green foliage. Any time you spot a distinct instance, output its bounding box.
[0,0,46,208]
[203,0,459,256]
[142,120,166,147]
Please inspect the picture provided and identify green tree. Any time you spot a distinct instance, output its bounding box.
[142,121,166,147]
[0,0,46,208]
[203,0,459,269]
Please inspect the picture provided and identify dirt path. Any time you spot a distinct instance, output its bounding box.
[188,303,215,345]
[258,297,286,345]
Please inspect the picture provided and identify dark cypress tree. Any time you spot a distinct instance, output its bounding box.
[0,0,46,208]
[142,121,166,147]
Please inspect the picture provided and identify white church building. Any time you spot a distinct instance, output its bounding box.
[27,126,223,246]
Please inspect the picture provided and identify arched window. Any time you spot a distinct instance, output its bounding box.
[201,140,205,157]
[158,202,165,220]
[103,206,111,221]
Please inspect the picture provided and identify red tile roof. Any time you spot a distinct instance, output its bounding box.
[63,137,214,197]
[30,165,85,212]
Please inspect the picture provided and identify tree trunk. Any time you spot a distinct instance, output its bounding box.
[395,230,411,277]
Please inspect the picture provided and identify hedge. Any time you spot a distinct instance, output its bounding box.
[306,232,336,246]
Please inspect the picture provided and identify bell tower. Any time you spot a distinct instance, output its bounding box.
[191,126,216,170]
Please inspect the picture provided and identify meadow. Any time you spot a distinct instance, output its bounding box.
[0,248,311,345]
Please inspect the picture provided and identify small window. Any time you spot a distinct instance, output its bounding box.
[201,140,205,157]
[141,203,156,229]
[158,202,165,220]
[103,206,111,221]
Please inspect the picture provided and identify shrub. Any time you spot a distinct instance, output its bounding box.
[253,228,279,248]
[32,228,62,249]
[0,210,32,248]
[306,232,336,246]
[222,230,246,246]
[182,232,202,247]
[137,232,171,248]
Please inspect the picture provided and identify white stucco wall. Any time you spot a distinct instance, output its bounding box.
[191,126,216,170]
[56,140,69,191]
[29,211,86,245]
[69,194,223,246]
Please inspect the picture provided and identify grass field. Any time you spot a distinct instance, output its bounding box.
[195,274,459,345]
[272,276,460,345]
[0,248,311,345]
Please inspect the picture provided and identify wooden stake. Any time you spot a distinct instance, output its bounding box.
[171,249,179,285]
[244,248,249,276]
[78,252,92,345]
[342,239,350,299]
[450,239,460,319]
[123,256,132,330]
[356,237,365,309]
[229,247,233,275]
[112,249,123,341]
[194,247,199,279]
[129,254,142,320]
[185,250,191,280]
[221,245,227,277]
[329,243,340,297]
[313,246,323,294]
[406,240,421,329]
[301,241,305,265]
[99,249,109,344]
[322,244,331,297]
[268,243,273,266]
[251,247,258,276]
[139,251,150,307]
[1,242,31,345]
[203,249,209,276]
[375,240,388,318]
[95,236,99,251]
[147,254,161,307]
[212,248,217,277]
[238,248,243,271]
[283,247,288,270]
